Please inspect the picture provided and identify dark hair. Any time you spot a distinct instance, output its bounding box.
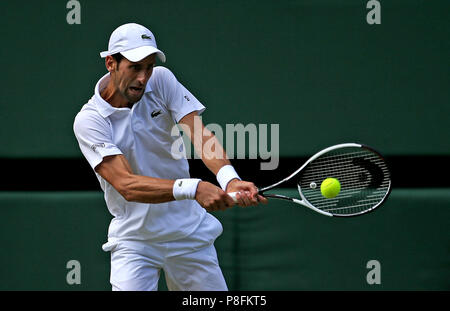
[112,53,124,66]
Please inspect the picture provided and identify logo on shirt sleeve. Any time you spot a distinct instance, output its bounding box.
[90,143,106,152]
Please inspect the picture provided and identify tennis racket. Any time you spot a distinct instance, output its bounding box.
[229,143,391,217]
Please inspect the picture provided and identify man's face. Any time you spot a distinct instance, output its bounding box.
[111,54,156,104]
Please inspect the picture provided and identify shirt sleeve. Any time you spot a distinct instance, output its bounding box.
[73,110,123,170]
[154,67,206,123]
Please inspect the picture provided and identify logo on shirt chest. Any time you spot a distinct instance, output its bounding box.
[151,110,162,118]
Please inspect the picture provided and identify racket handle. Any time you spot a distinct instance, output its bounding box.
[228,192,238,203]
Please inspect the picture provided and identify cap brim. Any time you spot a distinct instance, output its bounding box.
[100,50,110,58]
[120,46,166,63]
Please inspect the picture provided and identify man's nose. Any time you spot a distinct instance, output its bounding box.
[136,70,149,84]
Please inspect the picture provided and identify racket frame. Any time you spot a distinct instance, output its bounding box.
[257,143,391,217]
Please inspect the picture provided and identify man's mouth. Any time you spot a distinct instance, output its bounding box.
[129,86,143,93]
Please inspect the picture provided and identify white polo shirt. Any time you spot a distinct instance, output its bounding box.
[73,66,207,250]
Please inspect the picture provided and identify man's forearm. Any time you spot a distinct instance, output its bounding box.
[178,111,238,184]
[191,121,231,175]
[119,174,176,203]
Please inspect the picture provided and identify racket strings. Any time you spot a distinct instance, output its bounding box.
[298,147,390,216]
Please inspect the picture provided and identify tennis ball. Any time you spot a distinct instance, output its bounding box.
[320,178,341,199]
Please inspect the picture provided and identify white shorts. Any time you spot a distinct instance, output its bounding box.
[109,213,228,291]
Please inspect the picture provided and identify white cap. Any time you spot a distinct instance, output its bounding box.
[100,23,166,63]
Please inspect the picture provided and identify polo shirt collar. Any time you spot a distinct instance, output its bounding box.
[94,72,153,118]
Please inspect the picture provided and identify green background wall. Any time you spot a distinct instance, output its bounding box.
[0,0,449,157]
[0,0,449,291]
[0,189,449,290]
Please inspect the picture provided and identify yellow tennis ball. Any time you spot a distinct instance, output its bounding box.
[321,178,341,199]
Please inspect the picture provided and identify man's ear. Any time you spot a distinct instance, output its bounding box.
[105,55,116,73]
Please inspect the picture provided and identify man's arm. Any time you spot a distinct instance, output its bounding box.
[95,154,175,203]
[179,111,267,206]
[95,154,235,211]
[178,112,230,175]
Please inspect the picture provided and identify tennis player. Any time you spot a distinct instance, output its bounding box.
[73,23,266,291]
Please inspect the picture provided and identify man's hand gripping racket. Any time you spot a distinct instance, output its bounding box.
[228,143,391,217]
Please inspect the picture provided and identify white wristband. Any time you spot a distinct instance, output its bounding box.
[216,165,241,191]
[173,178,202,201]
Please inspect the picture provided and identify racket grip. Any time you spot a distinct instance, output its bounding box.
[228,192,238,203]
